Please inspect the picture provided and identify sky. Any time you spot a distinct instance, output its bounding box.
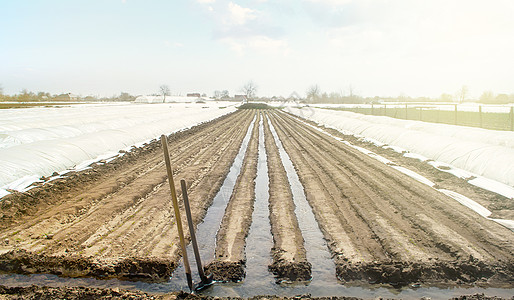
[1,0,514,99]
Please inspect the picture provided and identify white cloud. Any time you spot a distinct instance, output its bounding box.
[305,0,353,5]
[220,35,289,56]
[225,2,257,25]
[164,41,184,48]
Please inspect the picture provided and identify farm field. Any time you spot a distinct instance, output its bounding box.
[307,103,514,131]
[0,109,513,298]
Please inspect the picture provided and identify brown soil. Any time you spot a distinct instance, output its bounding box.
[0,110,254,281]
[263,113,311,282]
[205,112,260,282]
[0,285,164,299]
[267,110,513,287]
[323,125,514,221]
[0,108,512,293]
[0,285,511,300]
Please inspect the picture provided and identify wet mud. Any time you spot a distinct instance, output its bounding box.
[0,108,513,297]
[0,110,254,282]
[206,113,260,282]
[263,114,311,282]
[268,110,513,287]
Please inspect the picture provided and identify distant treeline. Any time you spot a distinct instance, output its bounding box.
[1,87,513,104]
[303,90,514,105]
[0,90,136,102]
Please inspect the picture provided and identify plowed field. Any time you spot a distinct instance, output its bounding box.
[0,109,512,292]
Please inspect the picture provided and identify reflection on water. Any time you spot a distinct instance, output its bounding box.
[267,117,338,286]
[2,114,513,299]
[1,273,513,300]
[241,115,274,285]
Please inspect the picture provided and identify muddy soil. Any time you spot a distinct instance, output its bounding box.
[263,114,311,282]
[0,110,254,281]
[205,112,260,282]
[268,110,514,287]
[0,285,163,299]
[0,107,512,294]
[307,118,514,221]
[0,285,511,300]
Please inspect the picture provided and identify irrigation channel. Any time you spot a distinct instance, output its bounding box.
[0,110,513,299]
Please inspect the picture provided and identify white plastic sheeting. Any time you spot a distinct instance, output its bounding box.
[285,107,514,188]
[0,102,237,195]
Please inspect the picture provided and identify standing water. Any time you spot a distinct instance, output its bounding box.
[165,115,258,291]
[266,117,339,288]
[1,113,513,299]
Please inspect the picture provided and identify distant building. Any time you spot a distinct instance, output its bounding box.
[55,93,79,101]
[187,93,201,98]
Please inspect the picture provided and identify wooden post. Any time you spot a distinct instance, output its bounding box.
[454,104,458,125]
[511,107,513,131]
[181,180,210,284]
[161,135,193,292]
[479,105,483,128]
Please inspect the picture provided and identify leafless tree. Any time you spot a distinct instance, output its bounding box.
[214,90,230,99]
[348,84,354,100]
[159,85,170,102]
[457,85,468,103]
[241,81,258,100]
[479,90,494,104]
[306,84,320,102]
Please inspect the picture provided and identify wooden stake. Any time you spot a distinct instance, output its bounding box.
[181,180,210,283]
[161,135,193,292]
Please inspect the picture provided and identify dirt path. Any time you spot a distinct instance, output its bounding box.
[0,110,254,281]
[268,110,514,286]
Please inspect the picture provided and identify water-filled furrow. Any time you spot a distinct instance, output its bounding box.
[240,115,274,285]
[166,115,258,290]
[3,111,513,298]
[266,117,338,286]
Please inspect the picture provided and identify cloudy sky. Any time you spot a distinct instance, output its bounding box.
[1,0,513,98]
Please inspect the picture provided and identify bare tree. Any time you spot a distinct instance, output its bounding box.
[214,90,230,99]
[348,84,354,100]
[241,81,258,100]
[457,85,468,103]
[159,85,170,102]
[306,85,320,102]
[479,90,494,103]
[439,93,453,102]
